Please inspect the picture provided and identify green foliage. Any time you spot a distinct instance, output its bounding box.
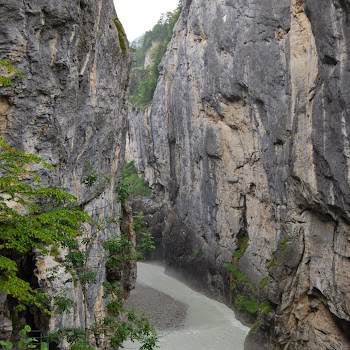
[129,3,181,108]
[116,161,152,203]
[48,310,158,350]
[77,270,97,285]
[113,17,127,55]
[69,340,94,350]
[81,162,98,188]
[226,262,272,320]
[260,300,273,315]
[0,325,48,350]
[232,233,249,259]
[235,294,272,316]
[137,232,155,253]
[0,59,23,86]
[249,320,262,335]
[106,310,158,350]
[106,300,123,315]
[54,296,75,314]
[267,257,277,269]
[0,340,13,349]
[258,277,269,290]
[81,161,110,196]
[103,281,122,299]
[103,234,141,269]
[277,236,291,252]
[0,138,89,309]
[56,217,156,348]
[235,295,260,315]
[133,211,148,232]
[226,263,251,284]
[47,327,86,349]
[122,161,152,196]
[266,236,292,271]
[65,251,86,270]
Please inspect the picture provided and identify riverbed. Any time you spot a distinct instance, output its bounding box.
[123,262,249,350]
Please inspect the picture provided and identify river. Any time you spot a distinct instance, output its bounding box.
[123,262,249,350]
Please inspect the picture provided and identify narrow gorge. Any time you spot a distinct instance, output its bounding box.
[0,0,350,349]
[127,0,350,349]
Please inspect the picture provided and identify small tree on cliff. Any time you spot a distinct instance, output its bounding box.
[0,137,89,310]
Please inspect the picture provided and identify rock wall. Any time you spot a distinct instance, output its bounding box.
[127,0,350,349]
[0,0,131,337]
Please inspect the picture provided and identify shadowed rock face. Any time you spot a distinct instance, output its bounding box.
[0,0,131,336]
[127,0,350,348]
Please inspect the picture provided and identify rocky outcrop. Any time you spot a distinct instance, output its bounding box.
[0,0,131,337]
[127,0,350,349]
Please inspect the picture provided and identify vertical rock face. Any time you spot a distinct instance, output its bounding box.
[127,0,350,348]
[0,0,130,335]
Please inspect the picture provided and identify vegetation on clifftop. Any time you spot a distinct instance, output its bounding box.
[129,3,181,108]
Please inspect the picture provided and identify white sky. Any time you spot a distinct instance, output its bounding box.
[113,0,180,42]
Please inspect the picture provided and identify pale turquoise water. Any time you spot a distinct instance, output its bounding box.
[123,262,249,350]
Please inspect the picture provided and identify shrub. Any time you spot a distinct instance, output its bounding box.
[235,295,260,315]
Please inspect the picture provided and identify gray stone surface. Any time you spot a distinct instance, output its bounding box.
[127,0,350,349]
[0,0,131,340]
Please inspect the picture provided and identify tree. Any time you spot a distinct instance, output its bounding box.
[0,137,89,311]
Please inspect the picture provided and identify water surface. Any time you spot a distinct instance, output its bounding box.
[124,262,249,350]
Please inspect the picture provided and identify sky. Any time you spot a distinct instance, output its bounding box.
[113,0,180,42]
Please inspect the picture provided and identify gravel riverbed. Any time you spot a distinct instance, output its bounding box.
[124,281,187,331]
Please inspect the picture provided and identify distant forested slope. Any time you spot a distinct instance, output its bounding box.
[129,3,181,108]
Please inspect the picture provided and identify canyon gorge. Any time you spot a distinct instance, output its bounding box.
[1,0,350,349]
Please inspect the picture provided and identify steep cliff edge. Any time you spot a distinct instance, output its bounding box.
[0,0,131,337]
[127,0,350,349]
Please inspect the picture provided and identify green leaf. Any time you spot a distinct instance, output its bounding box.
[25,337,37,344]
[18,339,26,349]
[19,329,27,337]
[24,325,31,332]
[0,340,13,349]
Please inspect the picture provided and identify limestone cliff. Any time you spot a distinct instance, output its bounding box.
[127,0,350,349]
[0,0,131,338]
